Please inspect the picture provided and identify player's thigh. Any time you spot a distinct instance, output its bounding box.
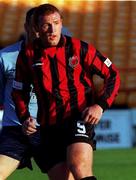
[0,154,20,179]
[48,162,74,180]
[67,142,93,174]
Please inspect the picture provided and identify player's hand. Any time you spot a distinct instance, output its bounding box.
[22,117,37,135]
[82,104,103,124]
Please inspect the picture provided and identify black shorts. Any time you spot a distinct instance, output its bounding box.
[37,117,96,173]
[0,126,41,170]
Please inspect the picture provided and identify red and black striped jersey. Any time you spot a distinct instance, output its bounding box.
[12,35,120,126]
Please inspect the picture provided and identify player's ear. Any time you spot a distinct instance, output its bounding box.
[32,26,39,38]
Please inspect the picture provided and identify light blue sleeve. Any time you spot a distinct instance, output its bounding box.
[0,55,5,107]
[62,26,72,37]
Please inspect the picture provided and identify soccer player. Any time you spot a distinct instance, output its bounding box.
[12,4,120,180]
[0,7,40,180]
[0,5,72,179]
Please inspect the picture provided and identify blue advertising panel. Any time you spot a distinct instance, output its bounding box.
[95,110,133,149]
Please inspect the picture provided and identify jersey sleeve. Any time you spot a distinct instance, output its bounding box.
[86,45,120,111]
[12,48,31,123]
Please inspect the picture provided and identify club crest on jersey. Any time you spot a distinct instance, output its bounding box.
[68,55,79,68]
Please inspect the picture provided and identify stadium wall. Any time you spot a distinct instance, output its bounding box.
[95,109,136,149]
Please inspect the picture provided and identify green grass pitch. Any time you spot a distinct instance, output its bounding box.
[7,148,136,180]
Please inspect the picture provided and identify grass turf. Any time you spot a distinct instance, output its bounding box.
[7,148,136,180]
[94,148,136,180]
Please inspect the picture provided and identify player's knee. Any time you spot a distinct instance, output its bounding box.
[68,160,90,178]
[0,173,6,180]
[0,167,18,180]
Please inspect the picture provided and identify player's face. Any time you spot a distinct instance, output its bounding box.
[37,12,62,47]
